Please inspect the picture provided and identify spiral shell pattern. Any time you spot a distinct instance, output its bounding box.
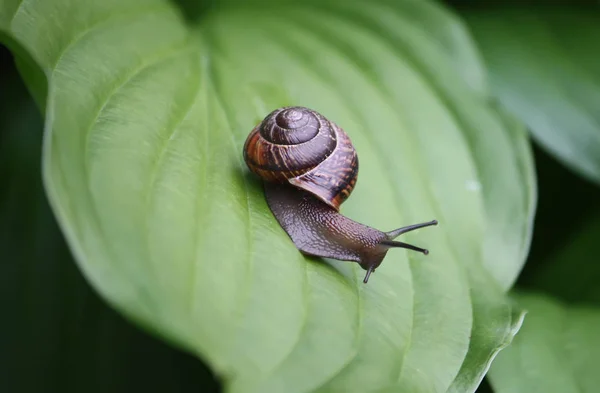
[243,106,358,211]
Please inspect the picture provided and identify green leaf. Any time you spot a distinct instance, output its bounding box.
[0,0,535,391]
[489,292,600,393]
[465,9,600,185]
[487,207,600,393]
[0,62,220,393]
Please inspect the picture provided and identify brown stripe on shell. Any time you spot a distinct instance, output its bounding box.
[244,110,337,176]
[243,107,358,209]
[288,122,358,211]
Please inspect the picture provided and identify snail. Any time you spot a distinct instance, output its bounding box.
[243,106,437,283]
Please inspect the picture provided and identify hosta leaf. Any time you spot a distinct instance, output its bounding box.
[488,210,600,392]
[489,292,600,393]
[465,10,600,185]
[0,0,534,392]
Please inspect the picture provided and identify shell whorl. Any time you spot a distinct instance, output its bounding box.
[243,106,358,210]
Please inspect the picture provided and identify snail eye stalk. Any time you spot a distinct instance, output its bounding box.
[379,240,429,255]
[363,265,375,283]
[385,220,438,239]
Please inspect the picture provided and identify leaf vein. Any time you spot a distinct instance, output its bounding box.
[50,4,173,71]
[141,50,202,314]
[201,43,258,367]
[9,0,26,29]
[82,42,194,177]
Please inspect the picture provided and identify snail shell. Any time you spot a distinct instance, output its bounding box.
[243,106,358,211]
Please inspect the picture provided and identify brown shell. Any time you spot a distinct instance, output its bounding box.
[243,106,358,211]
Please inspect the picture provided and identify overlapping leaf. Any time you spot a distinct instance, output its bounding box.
[489,292,600,393]
[0,0,535,392]
[488,211,600,392]
[466,10,600,185]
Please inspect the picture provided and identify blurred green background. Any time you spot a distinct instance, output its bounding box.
[2,1,600,392]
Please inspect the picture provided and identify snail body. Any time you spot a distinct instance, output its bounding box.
[243,106,436,283]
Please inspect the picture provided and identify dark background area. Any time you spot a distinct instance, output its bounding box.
[2,0,599,392]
